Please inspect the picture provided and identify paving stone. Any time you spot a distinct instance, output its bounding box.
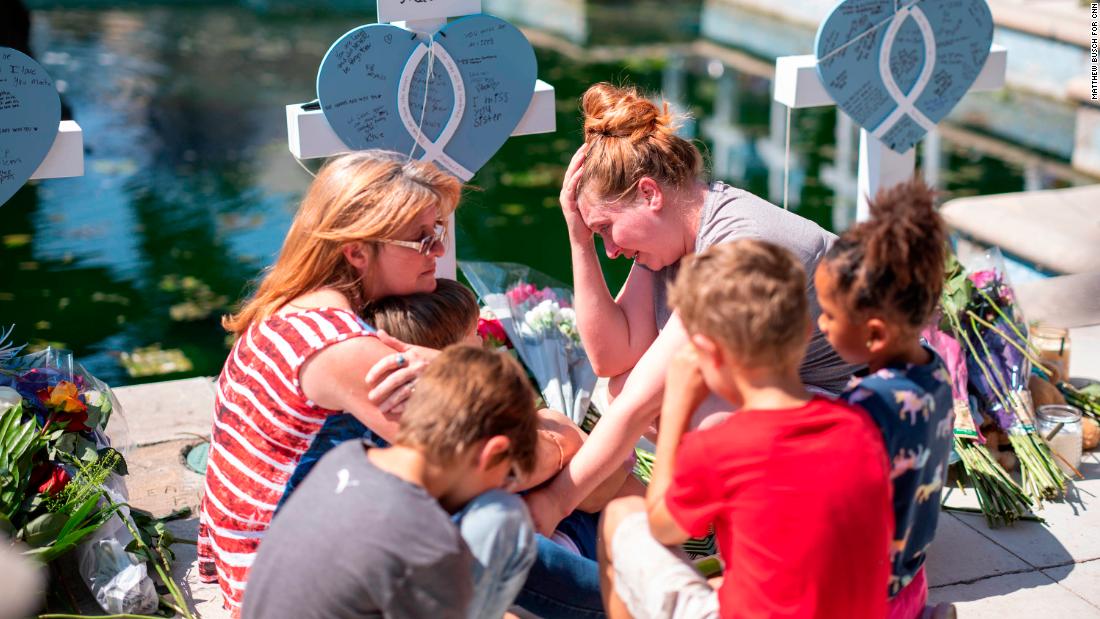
[951,503,1095,569]
[1043,559,1100,610]
[109,377,216,448]
[940,483,984,511]
[166,519,229,619]
[929,570,1100,617]
[124,440,207,518]
[1076,450,1100,480]
[925,513,1031,587]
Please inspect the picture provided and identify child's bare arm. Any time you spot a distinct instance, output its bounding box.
[523,315,691,536]
[576,456,639,513]
[646,345,709,546]
[513,409,587,491]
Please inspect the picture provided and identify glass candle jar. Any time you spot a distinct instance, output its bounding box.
[1030,325,1071,380]
[1037,404,1082,476]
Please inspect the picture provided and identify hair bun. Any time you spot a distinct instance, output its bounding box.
[582,82,674,143]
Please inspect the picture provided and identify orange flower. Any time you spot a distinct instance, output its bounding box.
[37,381,86,413]
[37,381,90,432]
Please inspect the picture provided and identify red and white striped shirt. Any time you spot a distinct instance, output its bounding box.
[197,307,375,615]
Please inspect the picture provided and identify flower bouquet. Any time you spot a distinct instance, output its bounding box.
[461,262,598,426]
[0,328,193,615]
[0,340,127,564]
[939,251,1066,505]
[925,317,1033,528]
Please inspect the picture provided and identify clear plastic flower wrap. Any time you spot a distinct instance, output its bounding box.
[0,334,156,613]
[460,261,598,426]
[940,249,1066,505]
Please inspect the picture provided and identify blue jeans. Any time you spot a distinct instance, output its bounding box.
[277,414,387,511]
[454,490,539,619]
[515,510,606,619]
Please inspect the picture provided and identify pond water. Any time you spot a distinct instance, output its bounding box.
[0,1,1092,386]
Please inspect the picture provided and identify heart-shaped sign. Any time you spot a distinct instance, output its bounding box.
[815,0,993,154]
[317,14,537,180]
[0,47,61,207]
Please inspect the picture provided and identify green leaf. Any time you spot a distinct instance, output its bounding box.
[82,390,112,429]
[0,405,18,443]
[98,447,128,475]
[57,491,105,540]
[22,492,44,514]
[22,512,69,547]
[163,506,192,521]
[0,405,43,471]
[54,433,76,454]
[73,436,99,462]
[124,538,154,563]
[10,423,37,463]
[27,521,106,562]
[129,505,155,527]
[29,502,122,562]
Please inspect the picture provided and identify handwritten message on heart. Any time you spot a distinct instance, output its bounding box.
[316,14,537,180]
[0,47,61,207]
[815,0,994,154]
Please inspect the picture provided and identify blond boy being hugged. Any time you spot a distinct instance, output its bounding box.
[599,240,893,619]
[243,346,540,619]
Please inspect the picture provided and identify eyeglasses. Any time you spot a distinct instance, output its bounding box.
[376,223,447,256]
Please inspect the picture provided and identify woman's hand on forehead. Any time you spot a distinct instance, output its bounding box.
[560,145,593,242]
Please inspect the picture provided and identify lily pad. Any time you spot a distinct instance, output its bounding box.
[119,345,193,378]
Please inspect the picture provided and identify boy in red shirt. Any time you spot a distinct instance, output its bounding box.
[598,240,893,619]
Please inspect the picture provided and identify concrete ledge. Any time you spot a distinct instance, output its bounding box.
[1015,273,1100,330]
[941,185,1100,276]
[703,0,1092,50]
[108,377,215,448]
[990,1,1093,50]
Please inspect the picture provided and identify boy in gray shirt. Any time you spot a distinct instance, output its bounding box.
[243,345,540,619]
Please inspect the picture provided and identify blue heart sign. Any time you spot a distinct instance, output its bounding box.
[815,0,994,154]
[317,14,537,180]
[0,47,61,207]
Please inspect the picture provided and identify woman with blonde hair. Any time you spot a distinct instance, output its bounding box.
[516,84,859,618]
[197,151,535,617]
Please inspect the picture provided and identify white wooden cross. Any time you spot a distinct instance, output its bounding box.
[772,43,1007,222]
[30,120,83,180]
[285,0,557,279]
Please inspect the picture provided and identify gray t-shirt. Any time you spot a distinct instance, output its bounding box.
[649,182,859,393]
[242,441,473,619]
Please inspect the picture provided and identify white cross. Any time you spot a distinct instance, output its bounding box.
[30,120,83,180]
[773,43,1007,223]
[285,0,557,279]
